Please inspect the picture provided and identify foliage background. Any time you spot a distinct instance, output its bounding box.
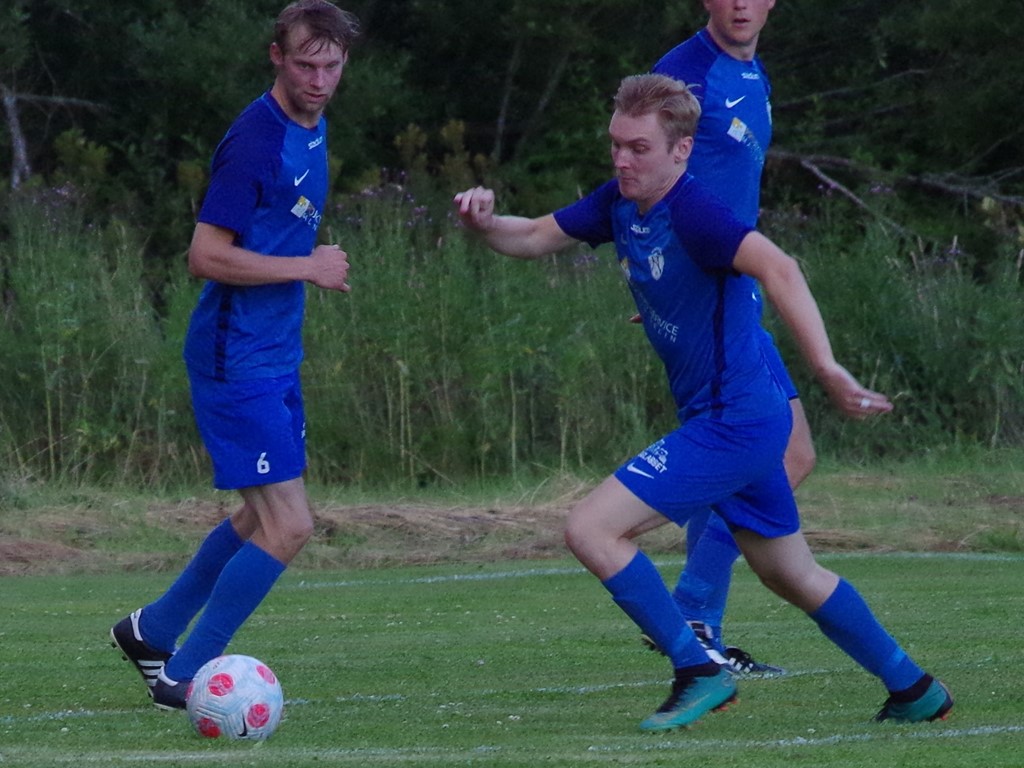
[1,0,1022,488]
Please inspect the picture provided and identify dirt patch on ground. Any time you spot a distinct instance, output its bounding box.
[0,495,692,576]
[0,537,91,576]
[3,486,1018,575]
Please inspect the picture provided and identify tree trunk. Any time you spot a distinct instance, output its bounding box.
[492,38,523,162]
[511,48,570,163]
[1,83,32,189]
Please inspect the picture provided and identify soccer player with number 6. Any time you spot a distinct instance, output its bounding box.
[111,0,360,711]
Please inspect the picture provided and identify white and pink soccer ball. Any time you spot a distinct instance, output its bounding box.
[186,654,284,741]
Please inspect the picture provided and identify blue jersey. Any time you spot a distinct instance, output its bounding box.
[654,29,772,228]
[554,175,786,422]
[184,92,329,381]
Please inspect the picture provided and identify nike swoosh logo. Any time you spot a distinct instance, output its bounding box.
[725,96,746,108]
[626,463,655,480]
[294,169,310,186]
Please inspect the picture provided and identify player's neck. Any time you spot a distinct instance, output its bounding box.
[269,84,325,129]
[705,26,759,62]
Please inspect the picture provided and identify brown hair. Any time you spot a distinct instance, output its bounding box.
[274,0,361,56]
[613,74,702,148]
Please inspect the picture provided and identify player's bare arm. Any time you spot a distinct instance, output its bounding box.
[188,222,351,292]
[453,186,578,259]
[733,231,892,419]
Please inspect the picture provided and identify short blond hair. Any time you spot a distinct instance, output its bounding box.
[613,74,702,149]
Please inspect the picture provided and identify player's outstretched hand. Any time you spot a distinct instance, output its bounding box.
[817,362,893,420]
[309,243,351,292]
[453,186,496,232]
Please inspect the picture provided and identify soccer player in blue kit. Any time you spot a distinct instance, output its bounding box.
[453,74,952,731]
[111,0,359,710]
[646,0,812,676]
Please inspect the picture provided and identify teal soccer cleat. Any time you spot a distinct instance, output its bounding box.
[640,667,738,732]
[874,677,953,723]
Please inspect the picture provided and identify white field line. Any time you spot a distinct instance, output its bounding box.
[4,553,1018,763]
[2,724,1022,765]
[285,551,1024,591]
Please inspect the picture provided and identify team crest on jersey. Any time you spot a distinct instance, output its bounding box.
[648,248,665,280]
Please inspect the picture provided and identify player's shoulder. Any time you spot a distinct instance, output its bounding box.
[664,174,722,214]
[227,94,288,142]
[215,96,287,164]
[665,176,748,235]
[652,29,718,96]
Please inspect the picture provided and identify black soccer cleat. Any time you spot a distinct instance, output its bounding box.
[110,609,172,697]
[151,671,189,711]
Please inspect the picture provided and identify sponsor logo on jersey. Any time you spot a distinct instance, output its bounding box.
[637,439,670,474]
[725,96,746,109]
[727,117,748,143]
[625,463,655,479]
[307,135,325,150]
[290,195,323,231]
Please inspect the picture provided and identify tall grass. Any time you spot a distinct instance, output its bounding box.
[1,185,1022,489]
[307,185,666,486]
[0,191,197,487]
[764,213,1024,458]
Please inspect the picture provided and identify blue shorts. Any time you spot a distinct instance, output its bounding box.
[760,328,798,400]
[614,407,799,539]
[188,369,306,490]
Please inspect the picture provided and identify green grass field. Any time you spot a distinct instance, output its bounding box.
[2,552,1022,767]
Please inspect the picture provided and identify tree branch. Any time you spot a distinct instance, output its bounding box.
[773,69,931,112]
[769,148,1024,207]
[770,149,915,238]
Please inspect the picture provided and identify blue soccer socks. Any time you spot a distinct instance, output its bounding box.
[604,551,712,670]
[672,511,740,637]
[139,518,244,653]
[809,578,925,692]
[164,541,285,682]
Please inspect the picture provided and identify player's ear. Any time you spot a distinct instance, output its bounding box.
[270,42,284,67]
[674,136,693,164]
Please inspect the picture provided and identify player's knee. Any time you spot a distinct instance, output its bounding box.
[563,517,587,559]
[564,512,608,567]
[290,517,315,547]
[270,516,314,560]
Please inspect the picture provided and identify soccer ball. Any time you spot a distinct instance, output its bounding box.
[186,654,284,741]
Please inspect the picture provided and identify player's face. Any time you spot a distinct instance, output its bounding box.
[270,24,347,127]
[609,111,690,213]
[703,0,775,61]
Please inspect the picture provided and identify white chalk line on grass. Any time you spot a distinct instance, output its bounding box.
[288,550,1024,591]
[3,724,1022,765]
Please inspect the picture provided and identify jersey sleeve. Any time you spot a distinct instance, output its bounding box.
[670,180,754,270]
[198,130,279,238]
[552,179,619,247]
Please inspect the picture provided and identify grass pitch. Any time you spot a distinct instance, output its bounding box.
[2,552,1022,767]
